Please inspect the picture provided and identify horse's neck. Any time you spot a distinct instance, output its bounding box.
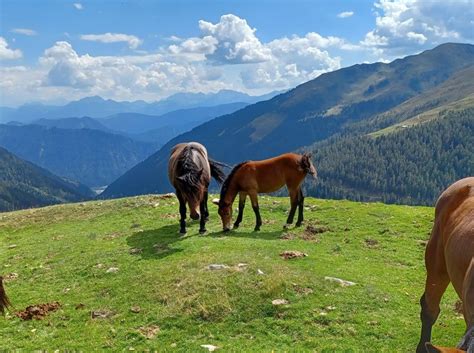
[224,180,238,205]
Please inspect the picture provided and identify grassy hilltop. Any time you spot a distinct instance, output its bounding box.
[0,195,462,351]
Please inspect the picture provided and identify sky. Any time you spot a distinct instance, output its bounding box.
[0,0,473,107]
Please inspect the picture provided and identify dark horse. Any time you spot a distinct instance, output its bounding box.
[168,142,225,234]
[0,276,10,315]
[213,152,317,232]
[417,177,474,353]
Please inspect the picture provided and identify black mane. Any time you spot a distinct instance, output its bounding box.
[219,161,248,207]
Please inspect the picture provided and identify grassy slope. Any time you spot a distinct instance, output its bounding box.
[0,195,462,351]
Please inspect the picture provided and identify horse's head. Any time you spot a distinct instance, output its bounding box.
[301,153,317,179]
[212,199,232,232]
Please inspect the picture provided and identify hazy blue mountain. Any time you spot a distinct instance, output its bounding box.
[101,43,474,199]
[0,124,156,187]
[33,116,111,132]
[0,90,282,123]
[0,146,94,212]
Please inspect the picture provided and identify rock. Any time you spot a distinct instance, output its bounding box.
[257,269,265,275]
[4,272,18,281]
[7,244,17,249]
[138,325,160,339]
[130,306,141,313]
[324,276,357,287]
[279,250,308,259]
[160,193,176,199]
[272,299,289,306]
[91,309,115,319]
[201,344,219,351]
[106,267,119,273]
[129,248,142,255]
[207,264,229,270]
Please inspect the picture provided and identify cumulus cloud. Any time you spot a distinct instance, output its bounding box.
[11,28,37,36]
[0,37,22,60]
[337,11,354,18]
[361,0,474,54]
[73,3,83,10]
[80,33,143,49]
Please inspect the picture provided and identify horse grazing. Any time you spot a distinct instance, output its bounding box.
[168,142,226,234]
[0,276,11,315]
[417,177,474,353]
[213,153,317,232]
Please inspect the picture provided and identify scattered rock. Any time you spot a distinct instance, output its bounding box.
[94,263,104,269]
[306,225,329,234]
[211,198,220,205]
[324,276,357,287]
[91,309,115,319]
[129,248,142,255]
[279,250,308,260]
[106,267,119,273]
[4,272,18,281]
[16,302,61,320]
[130,306,141,313]
[257,269,265,275]
[272,299,289,306]
[201,344,219,351]
[293,284,313,295]
[7,244,17,249]
[207,264,229,270]
[63,287,71,293]
[138,325,160,339]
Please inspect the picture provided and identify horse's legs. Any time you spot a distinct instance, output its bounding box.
[285,188,299,227]
[249,191,262,231]
[416,232,450,353]
[199,191,208,234]
[234,192,247,229]
[203,190,209,221]
[295,188,305,227]
[176,191,187,234]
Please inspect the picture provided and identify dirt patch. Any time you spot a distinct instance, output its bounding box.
[16,302,61,320]
[365,238,379,248]
[4,273,18,281]
[138,325,160,339]
[293,284,314,296]
[91,309,115,319]
[306,225,329,234]
[279,250,308,260]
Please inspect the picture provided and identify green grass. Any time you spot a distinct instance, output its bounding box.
[0,195,463,351]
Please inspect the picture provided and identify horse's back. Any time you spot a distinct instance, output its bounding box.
[434,177,474,297]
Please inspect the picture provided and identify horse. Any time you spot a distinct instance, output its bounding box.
[0,276,11,315]
[168,142,226,234]
[417,177,474,353]
[212,152,317,232]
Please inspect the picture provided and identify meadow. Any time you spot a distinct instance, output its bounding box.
[0,195,463,351]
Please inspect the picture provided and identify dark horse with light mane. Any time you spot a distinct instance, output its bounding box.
[417,177,474,353]
[168,142,225,234]
[0,276,10,315]
[213,153,317,232]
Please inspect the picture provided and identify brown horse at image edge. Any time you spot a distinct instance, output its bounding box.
[213,152,317,232]
[417,177,474,353]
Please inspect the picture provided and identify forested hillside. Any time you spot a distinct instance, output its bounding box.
[0,147,93,211]
[307,108,474,205]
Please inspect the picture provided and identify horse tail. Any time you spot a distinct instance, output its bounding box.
[300,153,317,179]
[209,159,226,184]
[0,276,11,315]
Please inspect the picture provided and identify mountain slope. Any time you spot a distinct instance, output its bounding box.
[33,117,111,132]
[102,43,474,199]
[0,125,156,187]
[0,147,93,211]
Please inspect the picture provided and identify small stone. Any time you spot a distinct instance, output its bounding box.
[257,269,265,275]
[7,244,17,249]
[279,250,308,260]
[91,310,115,319]
[106,267,119,273]
[201,344,219,352]
[129,248,142,255]
[324,276,357,287]
[130,306,141,313]
[272,299,289,306]
[207,264,229,270]
[138,325,160,339]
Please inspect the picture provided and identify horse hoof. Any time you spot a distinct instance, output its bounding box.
[233,224,240,229]
[199,229,207,234]
[295,222,302,227]
[223,228,231,233]
[179,229,186,234]
[254,227,260,232]
[283,223,291,229]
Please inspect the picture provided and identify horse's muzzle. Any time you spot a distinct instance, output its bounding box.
[190,213,200,220]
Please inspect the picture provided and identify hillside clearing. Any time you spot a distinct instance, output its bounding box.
[0,195,462,351]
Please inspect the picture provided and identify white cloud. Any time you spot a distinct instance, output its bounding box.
[361,0,474,54]
[0,37,22,60]
[80,33,143,49]
[337,11,354,18]
[73,3,83,10]
[11,28,37,36]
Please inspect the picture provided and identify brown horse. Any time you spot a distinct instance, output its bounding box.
[0,276,11,315]
[417,177,474,353]
[213,153,317,232]
[168,142,225,234]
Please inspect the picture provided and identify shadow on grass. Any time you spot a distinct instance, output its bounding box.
[127,223,286,260]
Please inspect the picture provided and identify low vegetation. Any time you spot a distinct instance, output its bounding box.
[0,195,462,351]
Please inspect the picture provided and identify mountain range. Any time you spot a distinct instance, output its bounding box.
[0,146,93,212]
[0,90,282,124]
[101,43,474,204]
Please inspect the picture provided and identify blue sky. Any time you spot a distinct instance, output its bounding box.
[1,0,473,106]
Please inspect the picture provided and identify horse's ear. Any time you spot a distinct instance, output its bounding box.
[425,343,442,353]
[211,198,220,206]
